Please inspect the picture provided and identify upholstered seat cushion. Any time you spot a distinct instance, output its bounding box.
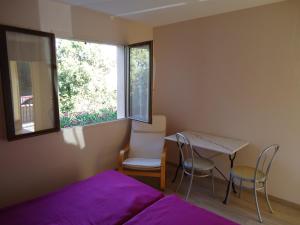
[231,166,266,182]
[123,158,161,171]
[183,157,215,172]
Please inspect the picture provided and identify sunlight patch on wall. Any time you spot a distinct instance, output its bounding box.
[62,126,86,149]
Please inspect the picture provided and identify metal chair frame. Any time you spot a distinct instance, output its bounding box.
[175,133,215,200]
[226,144,280,223]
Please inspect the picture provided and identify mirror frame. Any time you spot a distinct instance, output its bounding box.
[0,25,60,141]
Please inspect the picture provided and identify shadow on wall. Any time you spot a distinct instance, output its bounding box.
[0,83,130,208]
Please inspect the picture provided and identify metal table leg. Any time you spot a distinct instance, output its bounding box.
[214,166,228,181]
[172,143,183,183]
[172,153,182,183]
[223,153,237,204]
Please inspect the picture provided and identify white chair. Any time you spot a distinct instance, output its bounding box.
[176,133,215,200]
[118,115,167,190]
[225,144,280,223]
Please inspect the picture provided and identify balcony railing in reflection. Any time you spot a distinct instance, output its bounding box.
[21,96,33,123]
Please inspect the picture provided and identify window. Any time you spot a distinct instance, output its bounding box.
[128,41,153,123]
[0,25,59,140]
[0,25,153,140]
[56,38,125,128]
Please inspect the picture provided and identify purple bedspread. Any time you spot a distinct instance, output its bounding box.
[124,195,239,225]
[0,170,163,225]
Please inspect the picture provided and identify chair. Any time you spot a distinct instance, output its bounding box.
[225,144,280,223]
[118,115,167,190]
[175,133,215,200]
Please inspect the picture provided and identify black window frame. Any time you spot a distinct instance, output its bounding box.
[127,41,153,124]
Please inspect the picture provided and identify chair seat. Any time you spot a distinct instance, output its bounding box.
[183,157,215,173]
[231,166,266,182]
[123,158,161,171]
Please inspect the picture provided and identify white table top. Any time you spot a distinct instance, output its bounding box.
[164,131,249,155]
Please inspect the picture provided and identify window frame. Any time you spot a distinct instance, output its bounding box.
[0,25,60,141]
[0,25,154,140]
[127,41,153,124]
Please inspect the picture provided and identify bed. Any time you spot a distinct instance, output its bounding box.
[0,170,238,225]
[124,195,237,225]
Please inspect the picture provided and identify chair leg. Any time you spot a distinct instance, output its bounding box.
[186,174,194,200]
[118,166,123,173]
[264,182,273,213]
[160,175,165,191]
[225,174,233,204]
[160,167,166,190]
[176,169,184,193]
[239,179,243,198]
[211,170,215,195]
[253,185,263,223]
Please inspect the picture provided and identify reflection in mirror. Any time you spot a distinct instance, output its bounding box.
[6,31,55,135]
[0,26,59,140]
[12,62,34,134]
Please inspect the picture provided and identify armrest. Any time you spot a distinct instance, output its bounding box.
[161,144,167,167]
[160,145,167,190]
[118,144,129,169]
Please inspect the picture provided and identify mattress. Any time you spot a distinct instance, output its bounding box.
[124,195,238,225]
[0,170,239,225]
[0,170,164,225]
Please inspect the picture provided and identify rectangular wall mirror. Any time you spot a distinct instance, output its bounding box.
[0,25,60,140]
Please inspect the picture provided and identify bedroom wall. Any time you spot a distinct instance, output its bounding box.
[0,0,152,208]
[153,0,300,205]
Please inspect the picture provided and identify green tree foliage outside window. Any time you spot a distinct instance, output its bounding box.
[129,45,150,121]
[56,39,118,128]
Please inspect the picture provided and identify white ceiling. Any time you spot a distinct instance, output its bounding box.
[57,0,285,27]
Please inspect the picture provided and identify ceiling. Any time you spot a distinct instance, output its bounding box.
[56,0,285,27]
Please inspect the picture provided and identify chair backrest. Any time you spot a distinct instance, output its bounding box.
[255,144,279,180]
[176,133,195,172]
[129,115,166,159]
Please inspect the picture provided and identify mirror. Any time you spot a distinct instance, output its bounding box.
[0,25,59,140]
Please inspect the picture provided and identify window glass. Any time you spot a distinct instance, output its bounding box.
[56,39,125,128]
[128,42,152,123]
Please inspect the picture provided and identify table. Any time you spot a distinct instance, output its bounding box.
[164,131,249,204]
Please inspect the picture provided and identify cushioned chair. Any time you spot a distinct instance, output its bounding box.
[175,133,215,200]
[225,144,280,223]
[118,115,167,190]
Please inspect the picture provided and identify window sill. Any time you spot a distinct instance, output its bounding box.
[60,118,129,130]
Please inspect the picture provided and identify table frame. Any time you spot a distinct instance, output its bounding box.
[165,131,248,204]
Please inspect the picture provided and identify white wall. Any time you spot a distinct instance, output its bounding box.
[0,0,153,44]
[153,0,300,205]
[0,0,153,208]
